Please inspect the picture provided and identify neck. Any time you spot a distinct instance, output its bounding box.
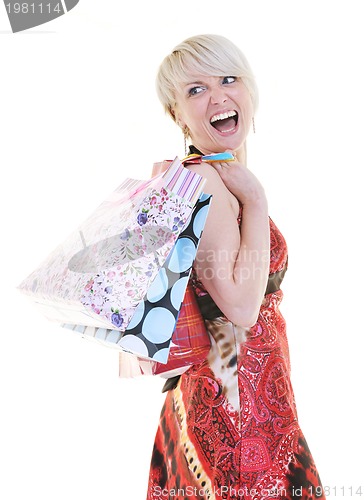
[235,143,247,166]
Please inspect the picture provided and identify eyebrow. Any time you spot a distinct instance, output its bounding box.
[183,81,207,89]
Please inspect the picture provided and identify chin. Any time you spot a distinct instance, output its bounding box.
[217,136,245,152]
[212,128,246,151]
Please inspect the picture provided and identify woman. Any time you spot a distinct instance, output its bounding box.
[147,34,324,500]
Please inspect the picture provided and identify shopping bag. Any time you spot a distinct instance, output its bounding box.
[134,282,211,377]
[64,190,212,364]
[117,154,232,374]
[116,153,234,372]
[18,157,207,346]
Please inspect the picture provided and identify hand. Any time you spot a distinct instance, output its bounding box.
[209,154,267,206]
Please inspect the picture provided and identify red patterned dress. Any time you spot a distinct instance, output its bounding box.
[146,215,325,500]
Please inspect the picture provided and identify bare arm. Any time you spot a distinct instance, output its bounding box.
[189,160,270,327]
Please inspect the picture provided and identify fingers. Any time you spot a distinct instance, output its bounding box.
[210,161,223,171]
[210,161,231,179]
[216,161,232,170]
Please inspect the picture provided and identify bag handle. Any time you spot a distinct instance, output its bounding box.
[151,152,234,176]
[182,152,235,164]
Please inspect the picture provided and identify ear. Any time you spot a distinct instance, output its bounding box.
[171,104,186,129]
[176,116,186,130]
[168,106,176,119]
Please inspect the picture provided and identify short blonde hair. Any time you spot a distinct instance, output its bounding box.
[156,34,259,122]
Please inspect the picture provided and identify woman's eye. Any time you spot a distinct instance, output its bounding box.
[188,86,205,96]
[222,76,236,84]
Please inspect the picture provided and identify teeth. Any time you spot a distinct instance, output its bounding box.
[210,110,237,123]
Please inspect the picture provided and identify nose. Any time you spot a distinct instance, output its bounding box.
[210,85,228,105]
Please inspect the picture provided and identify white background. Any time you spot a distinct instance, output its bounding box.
[1,1,363,499]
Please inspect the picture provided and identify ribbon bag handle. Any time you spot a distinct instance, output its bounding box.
[151,152,234,177]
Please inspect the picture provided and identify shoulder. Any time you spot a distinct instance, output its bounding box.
[185,161,228,196]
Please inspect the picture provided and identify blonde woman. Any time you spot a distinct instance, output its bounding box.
[147,34,324,500]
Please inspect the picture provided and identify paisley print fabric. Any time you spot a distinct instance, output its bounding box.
[146,218,325,500]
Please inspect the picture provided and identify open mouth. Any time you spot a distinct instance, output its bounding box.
[210,110,238,133]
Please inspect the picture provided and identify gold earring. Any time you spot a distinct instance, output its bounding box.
[252,116,256,134]
[183,126,189,156]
